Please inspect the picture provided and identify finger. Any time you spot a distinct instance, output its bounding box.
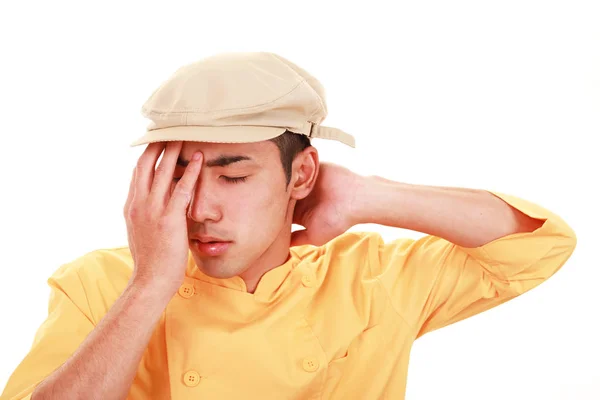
[134,142,166,201]
[123,165,137,217]
[126,227,136,257]
[166,152,203,215]
[124,166,138,254]
[149,141,183,207]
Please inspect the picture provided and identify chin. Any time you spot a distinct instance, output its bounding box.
[203,267,240,279]
[194,259,239,279]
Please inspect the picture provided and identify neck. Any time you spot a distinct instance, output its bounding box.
[240,198,296,293]
[240,227,292,293]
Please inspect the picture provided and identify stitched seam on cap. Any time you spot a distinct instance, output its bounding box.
[142,78,306,116]
[306,84,325,122]
[270,53,325,121]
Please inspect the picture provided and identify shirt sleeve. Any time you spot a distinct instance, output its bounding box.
[0,261,96,400]
[368,191,577,338]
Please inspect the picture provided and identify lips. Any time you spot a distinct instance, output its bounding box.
[191,235,230,243]
[192,239,231,256]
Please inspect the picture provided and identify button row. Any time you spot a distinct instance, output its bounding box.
[182,357,319,388]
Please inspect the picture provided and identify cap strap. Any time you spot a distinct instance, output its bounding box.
[309,124,356,148]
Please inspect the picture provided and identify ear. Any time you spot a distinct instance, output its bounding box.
[290,147,319,201]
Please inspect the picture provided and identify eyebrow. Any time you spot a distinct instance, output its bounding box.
[176,154,254,168]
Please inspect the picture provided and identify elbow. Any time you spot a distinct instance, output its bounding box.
[554,214,577,257]
[563,221,577,247]
[560,226,577,262]
[541,220,577,280]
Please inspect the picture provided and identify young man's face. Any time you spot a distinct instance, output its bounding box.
[173,139,316,282]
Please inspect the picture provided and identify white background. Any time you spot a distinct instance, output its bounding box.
[0,0,598,398]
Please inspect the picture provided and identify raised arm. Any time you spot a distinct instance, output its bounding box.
[357,179,576,336]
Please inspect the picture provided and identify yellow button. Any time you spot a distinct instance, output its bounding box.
[302,357,319,372]
[301,274,315,287]
[183,370,201,387]
[178,283,195,299]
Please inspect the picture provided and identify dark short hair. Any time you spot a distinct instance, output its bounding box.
[268,130,312,188]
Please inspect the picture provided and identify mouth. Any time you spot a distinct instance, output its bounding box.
[193,240,232,244]
[192,239,232,256]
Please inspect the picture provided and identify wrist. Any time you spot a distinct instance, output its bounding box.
[127,276,179,304]
[351,175,406,226]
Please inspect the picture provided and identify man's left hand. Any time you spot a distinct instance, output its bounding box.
[291,162,365,247]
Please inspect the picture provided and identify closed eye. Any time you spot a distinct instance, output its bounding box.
[172,176,249,184]
[221,176,248,184]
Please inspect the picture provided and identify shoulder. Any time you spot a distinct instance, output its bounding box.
[47,245,134,323]
[293,230,389,282]
[53,245,133,282]
[292,230,380,259]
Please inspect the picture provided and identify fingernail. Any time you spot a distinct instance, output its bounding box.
[192,152,202,161]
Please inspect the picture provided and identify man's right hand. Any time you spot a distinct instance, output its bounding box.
[123,140,203,295]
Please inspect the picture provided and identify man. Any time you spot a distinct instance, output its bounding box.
[1,52,576,400]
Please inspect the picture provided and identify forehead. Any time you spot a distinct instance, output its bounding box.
[179,140,278,166]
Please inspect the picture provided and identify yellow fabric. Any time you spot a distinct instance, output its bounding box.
[1,192,576,399]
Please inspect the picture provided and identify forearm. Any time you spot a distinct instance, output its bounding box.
[354,177,544,248]
[31,281,174,400]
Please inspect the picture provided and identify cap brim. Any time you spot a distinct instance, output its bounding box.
[129,126,288,147]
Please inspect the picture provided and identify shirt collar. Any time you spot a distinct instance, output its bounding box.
[184,248,301,301]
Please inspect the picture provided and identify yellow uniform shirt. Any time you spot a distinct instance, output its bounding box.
[1,192,576,399]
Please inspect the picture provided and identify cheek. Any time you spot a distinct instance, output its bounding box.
[233,187,288,224]
[245,180,284,206]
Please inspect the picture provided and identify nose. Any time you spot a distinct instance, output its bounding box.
[187,178,222,223]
